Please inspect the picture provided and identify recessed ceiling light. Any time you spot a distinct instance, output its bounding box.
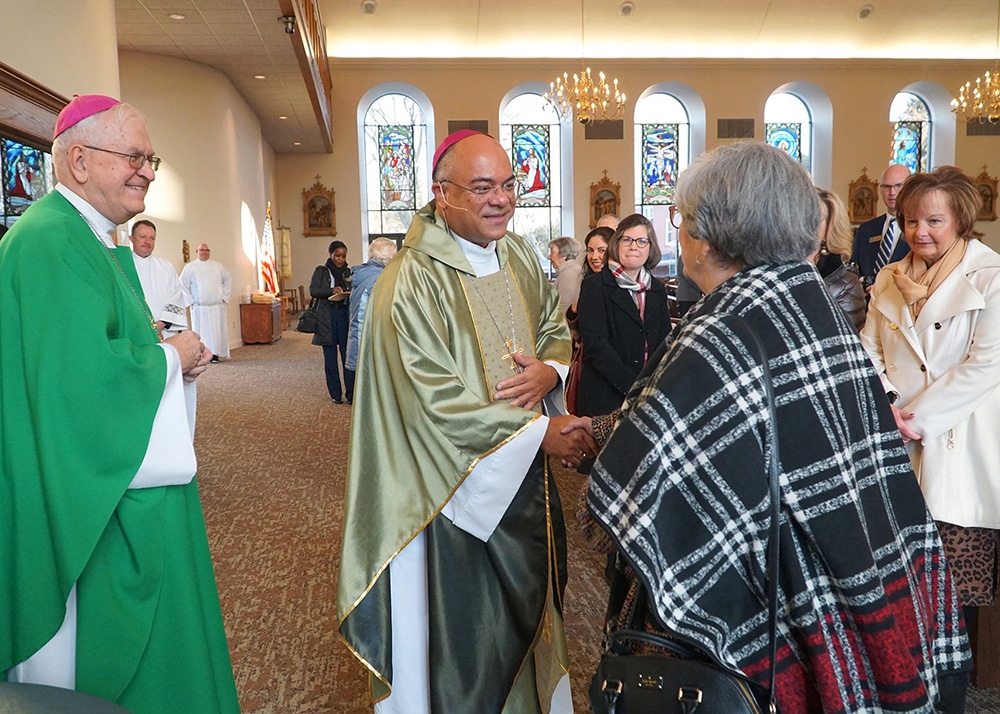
[293,142,302,146]
[254,74,267,80]
[168,13,186,21]
[278,115,288,120]
[361,0,377,15]
[619,1,635,17]
[857,4,873,19]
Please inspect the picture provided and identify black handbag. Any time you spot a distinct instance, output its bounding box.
[590,317,780,714]
[296,298,318,333]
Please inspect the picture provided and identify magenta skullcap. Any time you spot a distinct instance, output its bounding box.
[54,94,121,139]
[432,129,492,174]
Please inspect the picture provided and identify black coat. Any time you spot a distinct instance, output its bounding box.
[309,260,351,345]
[576,266,671,416]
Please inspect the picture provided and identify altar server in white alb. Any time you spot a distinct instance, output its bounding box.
[129,218,188,338]
[181,243,232,362]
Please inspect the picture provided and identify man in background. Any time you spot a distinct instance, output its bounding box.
[0,94,238,712]
[181,243,232,362]
[850,163,912,289]
[129,218,188,338]
[338,130,595,713]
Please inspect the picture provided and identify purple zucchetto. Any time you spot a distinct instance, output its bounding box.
[431,130,492,174]
[53,94,121,139]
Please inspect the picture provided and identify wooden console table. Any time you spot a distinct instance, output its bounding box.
[240,302,282,344]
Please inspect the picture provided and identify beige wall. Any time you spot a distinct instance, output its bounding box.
[0,0,119,98]
[119,52,276,351]
[276,57,1000,290]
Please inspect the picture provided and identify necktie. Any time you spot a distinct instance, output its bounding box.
[874,217,897,274]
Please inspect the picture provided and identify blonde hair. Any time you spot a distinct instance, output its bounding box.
[817,188,853,260]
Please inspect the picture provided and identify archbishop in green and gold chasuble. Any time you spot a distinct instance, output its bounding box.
[337,200,572,712]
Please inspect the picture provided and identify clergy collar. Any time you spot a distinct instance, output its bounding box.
[56,184,118,249]
[454,232,500,278]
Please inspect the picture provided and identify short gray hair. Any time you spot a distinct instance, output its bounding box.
[548,236,580,261]
[675,142,821,268]
[368,237,398,264]
[52,103,146,180]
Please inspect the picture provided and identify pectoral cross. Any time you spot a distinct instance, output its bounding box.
[502,337,524,373]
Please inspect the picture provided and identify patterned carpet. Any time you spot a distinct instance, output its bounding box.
[195,328,1000,713]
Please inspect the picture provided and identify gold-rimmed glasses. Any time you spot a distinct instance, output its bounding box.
[83,145,161,172]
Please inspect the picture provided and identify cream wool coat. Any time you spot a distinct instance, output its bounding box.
[861,238,1000,528]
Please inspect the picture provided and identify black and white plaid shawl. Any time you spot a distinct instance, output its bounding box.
[588,262,970,713]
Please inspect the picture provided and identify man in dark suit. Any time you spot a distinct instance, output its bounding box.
[850,163,911,290]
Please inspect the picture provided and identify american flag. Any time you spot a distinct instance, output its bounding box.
[260,202,278,294]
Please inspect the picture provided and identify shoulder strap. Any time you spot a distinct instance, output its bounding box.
[729,315,780,713]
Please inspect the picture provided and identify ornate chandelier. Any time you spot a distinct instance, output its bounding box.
[543,1,625,125]
[952,1,1000,122]
[546,68,625,125]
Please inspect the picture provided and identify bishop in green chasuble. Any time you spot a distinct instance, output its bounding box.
[1,96,238,714]
[337,198,574,713]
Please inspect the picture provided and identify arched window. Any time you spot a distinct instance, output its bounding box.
[890,91,931,174]
[634,87,700,276]
[499,88,567,271]
[765,92,812,171]
[358,85,433,247]
[1,137,54,230]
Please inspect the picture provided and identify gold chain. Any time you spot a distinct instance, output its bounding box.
[468,267,523,373]
[73,209,161,340]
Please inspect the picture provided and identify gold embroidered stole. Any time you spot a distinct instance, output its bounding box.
[461,267,540,414]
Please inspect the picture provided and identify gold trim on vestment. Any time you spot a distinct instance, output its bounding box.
[457,272,493,393]
[336,632,392,703]
[500,457,570,713]
[338,399,544,623]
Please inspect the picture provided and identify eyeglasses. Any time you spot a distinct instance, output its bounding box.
[440,178,520,202]
[84,145,161,172]
[879,182,904,191]
[669,205,684,229]
[620,236,650,247]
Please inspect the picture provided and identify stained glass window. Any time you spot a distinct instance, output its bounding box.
[890,92,930,174]
[766,123,801,162]
[363,93,429,238]
[764,93,811,170]
[511,124,550,207]
[1,137,54,230]
[500,93,562,270]
[641,124,679,205]
[635,93,690,276]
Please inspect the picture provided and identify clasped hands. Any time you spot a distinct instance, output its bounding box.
[494,354,598,468]
[164,330,213,383]
[890,403,920,442]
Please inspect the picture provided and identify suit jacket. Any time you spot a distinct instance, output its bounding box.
[851,213,910,283]
[576,266,671,416]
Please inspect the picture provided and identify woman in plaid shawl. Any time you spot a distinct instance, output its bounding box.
[579,143,971,713]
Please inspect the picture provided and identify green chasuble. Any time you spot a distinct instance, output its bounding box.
[337,201,572,711]
[0,191,239,714]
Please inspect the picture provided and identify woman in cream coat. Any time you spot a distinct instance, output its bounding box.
[861,166,1000,616]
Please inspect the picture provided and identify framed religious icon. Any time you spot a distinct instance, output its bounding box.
[302,177,336,237]
[848,169,878,225]
[975,166,998,222]
[589,170,621,229]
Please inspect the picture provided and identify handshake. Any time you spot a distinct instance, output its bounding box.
[543,415,598,469]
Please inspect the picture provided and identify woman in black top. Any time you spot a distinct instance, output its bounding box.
[310,240,354,403]
[576,214,671,417]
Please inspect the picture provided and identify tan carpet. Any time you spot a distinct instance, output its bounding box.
[194,328,1000,713]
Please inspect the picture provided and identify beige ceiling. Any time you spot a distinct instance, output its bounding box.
[117,0,996,154]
